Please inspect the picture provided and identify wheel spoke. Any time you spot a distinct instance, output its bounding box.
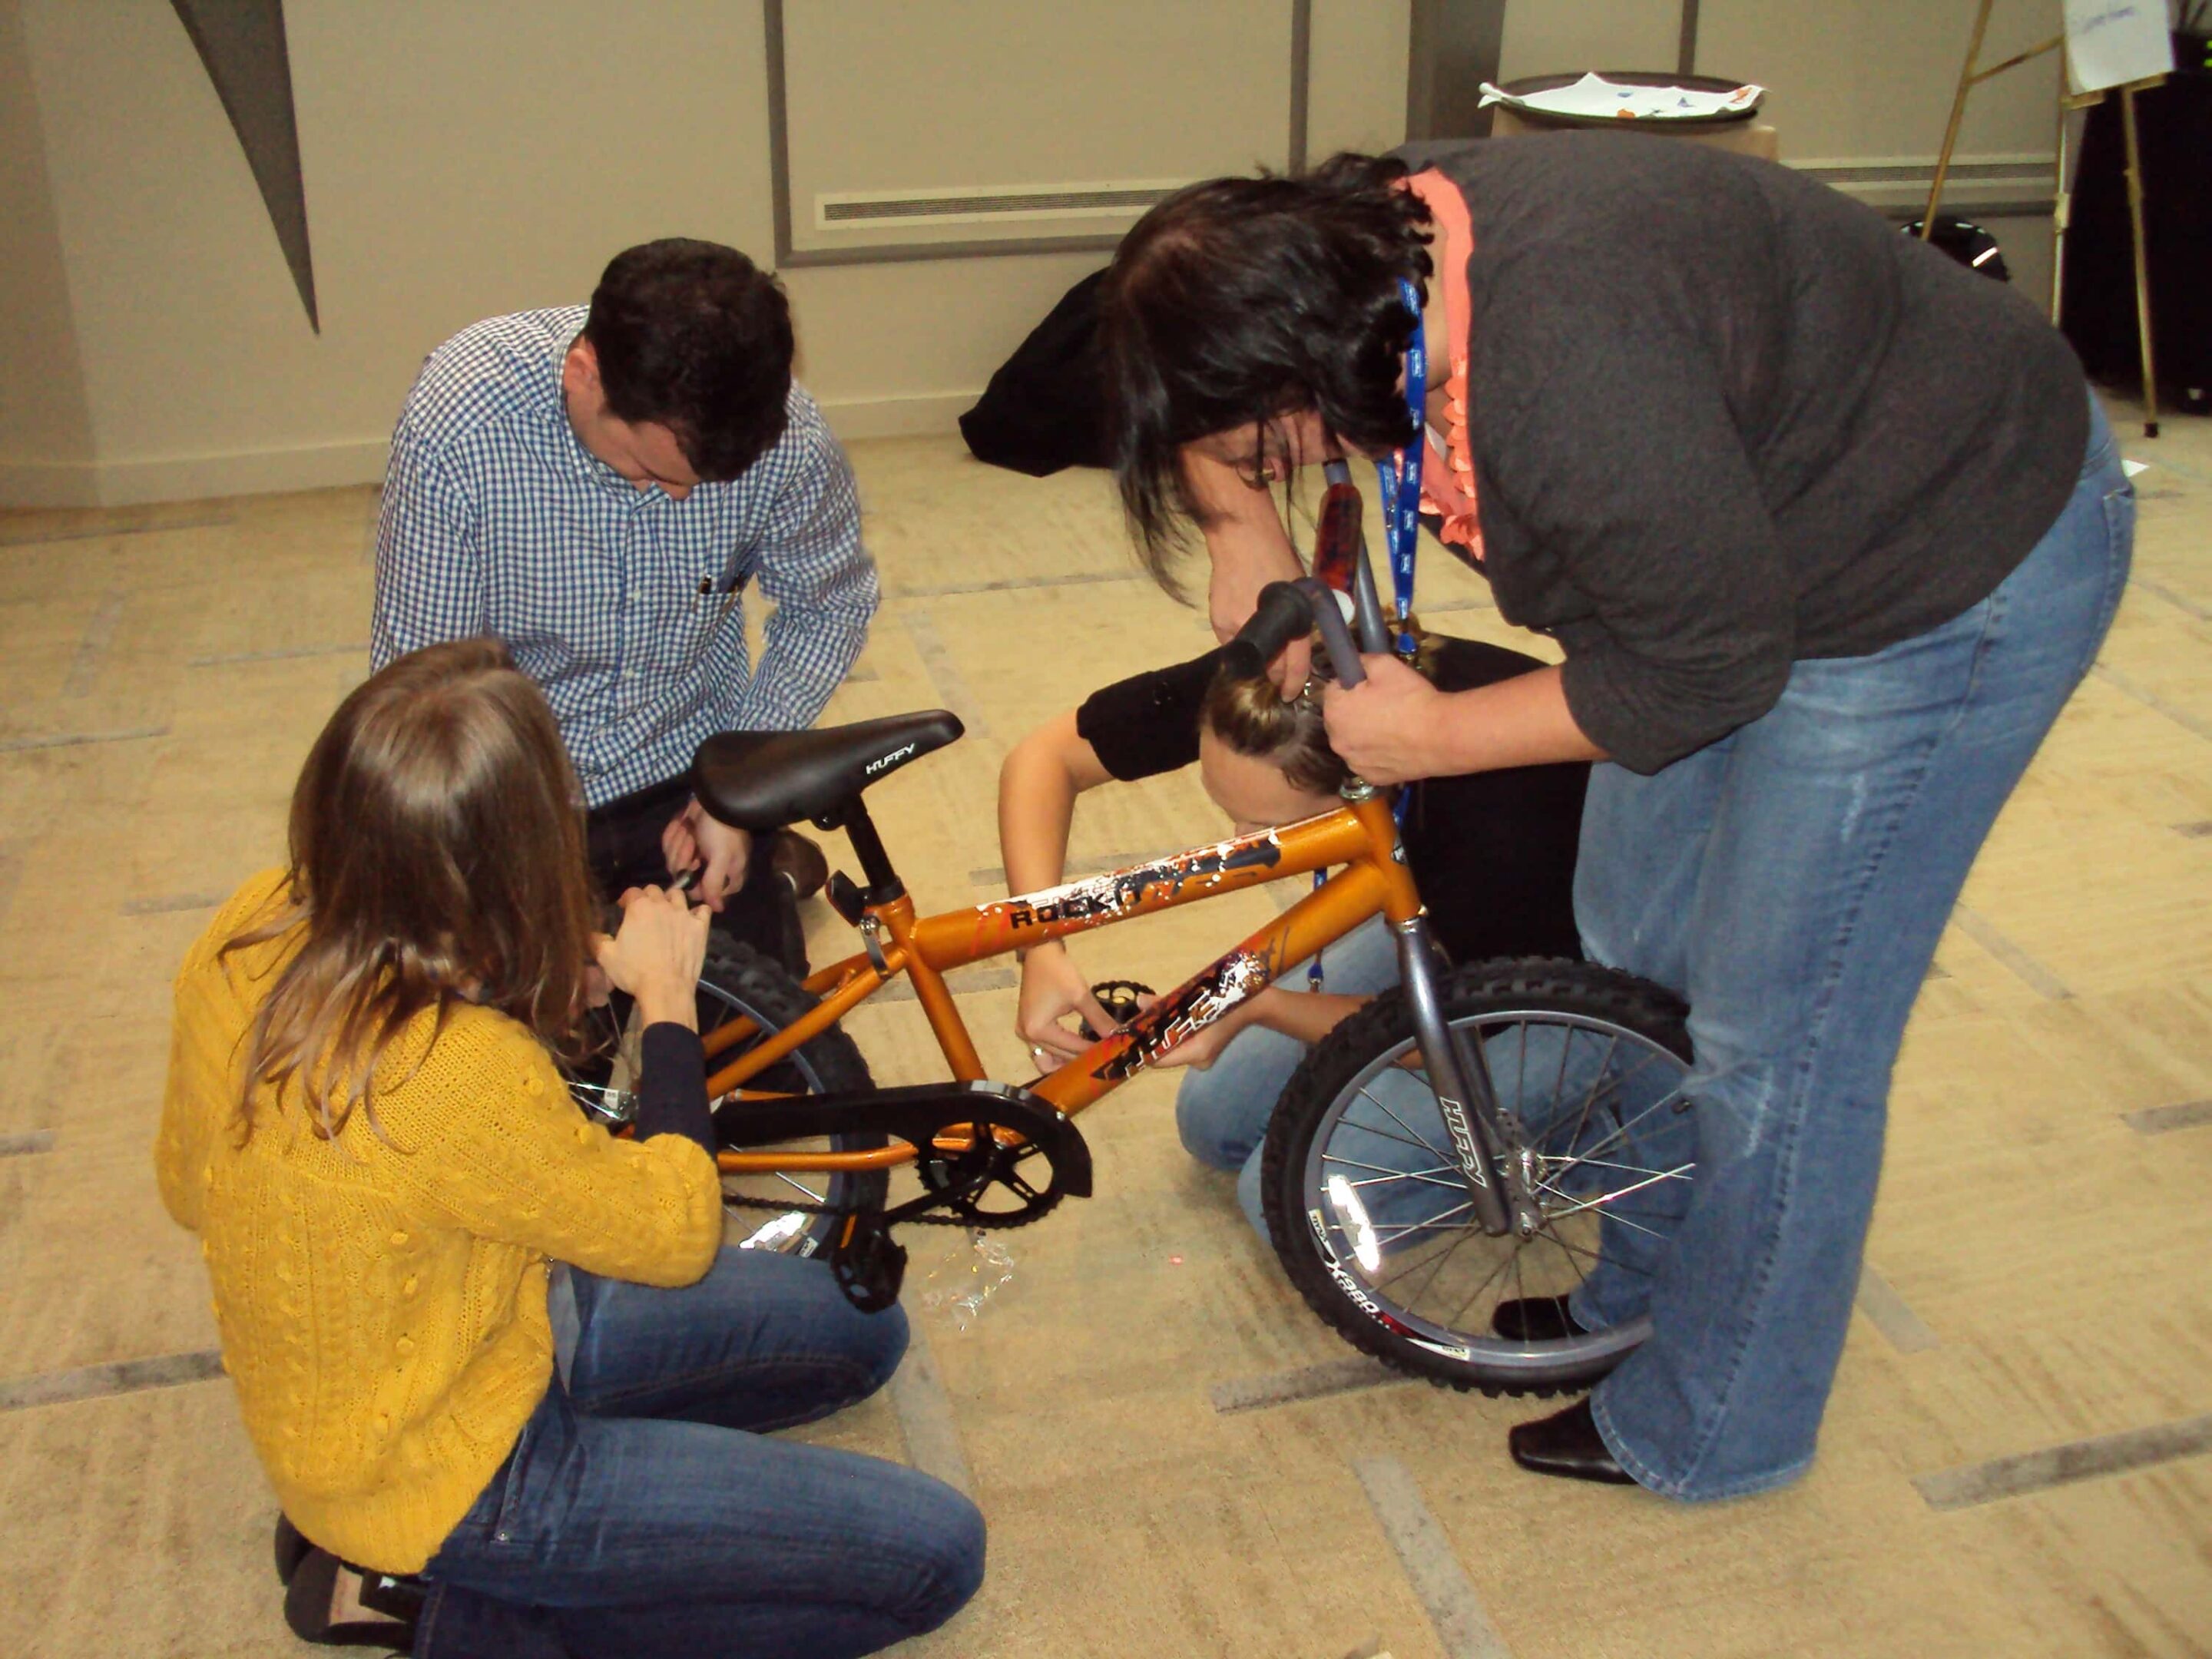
[1329,1121,1460,1158]
[1301,989,1695,1363]
[1537,1162,1694,1224]
[1354,1082,1455,1167]
[1439,1240,1522,1330]
[1381,1218,1477,1304]
[1369,1201,1475,1243]
[1543,1083,1694,1181]
[1553,1028,1620,1169]
[1320,1153,1467,1190]
[1540,1225,1656,1280]
[1544,1154,1684,1181]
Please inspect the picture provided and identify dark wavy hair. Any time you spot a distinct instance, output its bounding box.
[584,238,795,481]
[1099,154,1432,581]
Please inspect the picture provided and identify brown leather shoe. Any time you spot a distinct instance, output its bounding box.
[1507,1398,1637,1485]
[767,830,830,902]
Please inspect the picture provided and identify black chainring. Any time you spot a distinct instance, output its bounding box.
[728,1114,1065,1233]
[729,1121,1063,1313]
[716,1081,1091,1311]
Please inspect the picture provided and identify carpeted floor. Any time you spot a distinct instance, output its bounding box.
[1,398,2205,1657]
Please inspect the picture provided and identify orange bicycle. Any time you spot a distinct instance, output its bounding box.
[581,576,1700,1397]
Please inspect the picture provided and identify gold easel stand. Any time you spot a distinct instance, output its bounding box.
[1926,0,2166,437]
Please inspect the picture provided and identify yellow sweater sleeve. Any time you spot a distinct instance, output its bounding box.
[379,1012,725,1289]
[155,869,292,1233]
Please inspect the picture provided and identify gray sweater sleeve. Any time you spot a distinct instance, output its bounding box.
[1479,257,1796,773]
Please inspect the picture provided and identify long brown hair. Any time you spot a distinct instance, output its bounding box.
[225,638,601,1141]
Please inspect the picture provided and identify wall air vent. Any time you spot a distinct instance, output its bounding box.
[814,179,1187,230]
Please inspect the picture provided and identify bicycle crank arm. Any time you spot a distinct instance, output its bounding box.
[1392,919,1531,1237]
[716,1080,1094,1202]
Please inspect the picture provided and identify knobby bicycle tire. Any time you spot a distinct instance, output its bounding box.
[1262,958,1694,1397]
[698,939,889,1257]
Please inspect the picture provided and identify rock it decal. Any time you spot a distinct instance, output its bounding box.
[1000,833,1283,935]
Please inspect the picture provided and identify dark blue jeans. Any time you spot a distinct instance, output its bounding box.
[417,1248,985,1658]
[1575,394,2134,1498]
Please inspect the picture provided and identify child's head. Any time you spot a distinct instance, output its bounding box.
[1197,626,1439,833]
[1198,671,1347,834]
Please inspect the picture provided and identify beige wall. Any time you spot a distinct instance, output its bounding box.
[0,0,1409,508]
[3,2,2071,509]
[1498,0,1684,84]
[0,0,91,486]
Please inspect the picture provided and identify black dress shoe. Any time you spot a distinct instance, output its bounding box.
[1491,1295,1584,1343]
[283,1547,426,1648]
[1507,1398,1637,1485]
[273,1513,312,1584]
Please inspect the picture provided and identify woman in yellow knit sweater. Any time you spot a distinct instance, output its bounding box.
[157,639,983,1657]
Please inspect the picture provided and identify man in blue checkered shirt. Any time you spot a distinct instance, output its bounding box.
[372,240,879,970]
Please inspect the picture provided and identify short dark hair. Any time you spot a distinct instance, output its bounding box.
[1098,154,1432,581]
[583,239,795,481]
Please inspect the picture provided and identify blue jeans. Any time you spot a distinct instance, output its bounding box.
[1576,396,2133,1500]
[416,1248,985,1658]
[1176,916,1402,1242]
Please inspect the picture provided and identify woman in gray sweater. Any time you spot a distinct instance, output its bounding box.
[1097,134,2129,1499]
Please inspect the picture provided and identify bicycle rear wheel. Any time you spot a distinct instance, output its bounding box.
[1262,959,1695,1396]
[697,939,889,1257]
[571,939,886,1258]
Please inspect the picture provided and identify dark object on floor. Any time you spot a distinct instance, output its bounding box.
[1078,979,1154,1041]
[273,1513,313,1584]
[1491,1294,1586,1343]
[2061,45,2212,414]
[959,268,1111,475]
[768,828,830,902]
[283,1547,426,1649]
[1507,1397,1637,1485]
[1899,217,2009,282]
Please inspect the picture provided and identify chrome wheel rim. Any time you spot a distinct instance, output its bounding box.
[1298,1006,1694,1373]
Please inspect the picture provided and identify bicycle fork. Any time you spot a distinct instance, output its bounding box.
[1254,532,1539,1240]
[1392,916,1542,1239]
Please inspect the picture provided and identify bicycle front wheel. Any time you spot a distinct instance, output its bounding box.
[1261,959,1695,1397]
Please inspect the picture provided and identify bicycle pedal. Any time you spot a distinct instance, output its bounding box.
[1080,979,1154,1041]
[829,1214,908,1314]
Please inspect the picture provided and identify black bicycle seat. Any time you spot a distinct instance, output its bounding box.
[692,710,965,832]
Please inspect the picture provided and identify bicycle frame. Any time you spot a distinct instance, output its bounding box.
[703,790,1417,1174]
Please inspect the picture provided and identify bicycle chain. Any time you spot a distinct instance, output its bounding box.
[720,1187,1050,1229]
[718,1154,1063,1232]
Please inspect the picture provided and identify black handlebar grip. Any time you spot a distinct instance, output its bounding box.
[1220,580,1316,681]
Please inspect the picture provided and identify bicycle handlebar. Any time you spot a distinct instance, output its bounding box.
[1220,581,1313,682]
[1221,578,1369,691]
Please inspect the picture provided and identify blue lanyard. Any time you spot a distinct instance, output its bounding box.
[1317,280,1428,992]
[1374,276,1426,659]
